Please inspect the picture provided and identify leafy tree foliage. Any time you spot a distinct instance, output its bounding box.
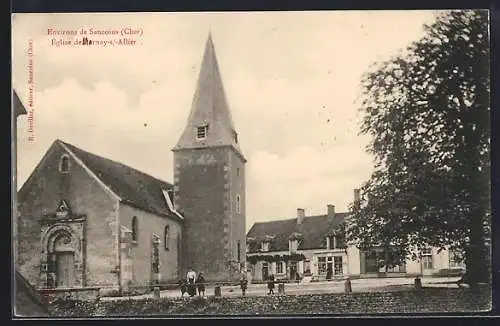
[347,10,490,284]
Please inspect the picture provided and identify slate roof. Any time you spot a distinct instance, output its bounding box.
[13,90,27,116]
[246,213,349,252]
[15,270,48,316]
[58,140,182,222]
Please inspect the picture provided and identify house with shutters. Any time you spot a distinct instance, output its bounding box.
[246,189,466,282]
[246,203,356,282]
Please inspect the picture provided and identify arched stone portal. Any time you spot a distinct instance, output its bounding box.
[39,202,86,289]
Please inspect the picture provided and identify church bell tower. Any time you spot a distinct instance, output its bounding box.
[172,33,246,281]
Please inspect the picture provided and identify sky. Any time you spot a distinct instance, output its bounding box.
[12,11,440,231]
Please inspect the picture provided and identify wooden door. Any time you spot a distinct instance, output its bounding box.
[56,252,75,287]
[262,263,269,280]
[326,262,333,279]
[289,261,297,280]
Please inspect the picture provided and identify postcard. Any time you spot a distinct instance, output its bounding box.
[11,10,491,318]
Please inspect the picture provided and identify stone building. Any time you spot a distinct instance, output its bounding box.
[15,33,246,292]
[16,139,183,290]
[246,190,465,282]
[246,204,354,282]
[172,33,246,281]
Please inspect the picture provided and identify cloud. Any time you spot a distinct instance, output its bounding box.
[247,145,373,228]
[16,76,194,187]
[13,11,442,231]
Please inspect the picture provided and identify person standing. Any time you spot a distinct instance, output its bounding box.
[187,268,197,282]
[186,268,197,297]
[196,272,206,297]
[239,271,248,296]
[267,274,275,295]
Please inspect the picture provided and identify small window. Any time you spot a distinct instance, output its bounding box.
[276,261,284,274]
[334,256,343,275]
[422,248,433,269]
[261,241,270,252]
[236,195,241,214]
[233,131,238,144]
[449,250,463,268]
[164,225,170,250]
[303,260,311,275]
[196,125,208,140]
[318,257,327,275]
[131,216,138,242]
[422,256,433,269]
[59,155,70,173]
[329,235,344,249]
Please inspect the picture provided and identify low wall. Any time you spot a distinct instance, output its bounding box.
[39,287,101,304]
[48,287,490,316]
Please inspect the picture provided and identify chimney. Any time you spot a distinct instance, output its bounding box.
[327,204,335,218]
[297,208,305,224]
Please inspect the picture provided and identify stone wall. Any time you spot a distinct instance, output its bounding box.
[227,150,246,273]
[17,142,118,288]
[119,204,182,285]
[47,287,491,316]
[174,147,245,281]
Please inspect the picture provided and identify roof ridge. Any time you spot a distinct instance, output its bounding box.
[254,212,349,226]
[253,217,298,225]
[57,139,172,187]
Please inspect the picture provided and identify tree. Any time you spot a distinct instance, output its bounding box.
[347,10,490,285]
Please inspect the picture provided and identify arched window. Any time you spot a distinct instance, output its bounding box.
[236,195,241,214]
[131,216,138,242]
[59,155,70,173]
[164,225,170,250]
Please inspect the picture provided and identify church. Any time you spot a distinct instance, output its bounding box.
[15,34,466,298]
[15,34,247,292]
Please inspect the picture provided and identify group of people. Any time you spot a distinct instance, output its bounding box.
[178,268,206,297]
[178,268,249,297]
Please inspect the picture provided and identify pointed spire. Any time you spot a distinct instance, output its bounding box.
[173,33,244,160]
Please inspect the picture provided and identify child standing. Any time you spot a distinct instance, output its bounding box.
[267,274,275,295]
[240,272,248,296]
